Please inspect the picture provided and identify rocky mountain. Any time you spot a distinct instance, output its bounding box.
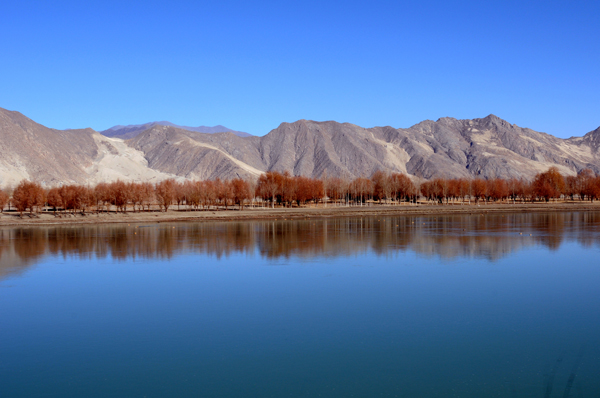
[127,126,263,180]
[128,115,600,181]
[0,108,177,187]
[101,121,251,140]
[1,106,600,186]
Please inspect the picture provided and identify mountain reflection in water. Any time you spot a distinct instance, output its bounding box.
[2,211,600,279]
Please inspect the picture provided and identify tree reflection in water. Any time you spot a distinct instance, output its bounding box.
[2,211,600,280]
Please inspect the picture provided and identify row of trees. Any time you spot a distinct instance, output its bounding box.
[255,170,418,207]
[2,178,255,215]
[256,167,600,206]
[2,167,600,215]
[417,167,600,203]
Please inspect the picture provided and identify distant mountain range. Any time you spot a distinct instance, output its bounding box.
[1,106,599,186]
[100,122,251,140]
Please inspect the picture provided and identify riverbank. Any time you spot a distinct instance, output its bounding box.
[2,201,600,226]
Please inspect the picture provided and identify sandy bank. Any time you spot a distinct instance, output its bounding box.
[2,202,600,227]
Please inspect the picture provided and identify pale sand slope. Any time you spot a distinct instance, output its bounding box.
[83,134,183,185]
[0,107,181,187]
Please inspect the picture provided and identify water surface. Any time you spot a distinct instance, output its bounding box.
[1,212,600,397]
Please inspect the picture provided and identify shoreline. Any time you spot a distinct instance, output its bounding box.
[2,202,600,227]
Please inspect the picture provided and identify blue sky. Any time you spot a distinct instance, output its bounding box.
[1,0,598,137]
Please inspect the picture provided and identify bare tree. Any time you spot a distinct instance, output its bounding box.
[256,172,281,208]
[107,180,130,212]
[155,179,176,212]
[231,178,252,210]
[0,188,9,213]
[532,167,565,202]
[12,180,45,216]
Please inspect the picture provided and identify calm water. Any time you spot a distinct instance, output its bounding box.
[1,212,600,397]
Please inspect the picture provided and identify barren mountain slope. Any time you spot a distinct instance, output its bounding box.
[3,107,600,185]
[258,116,600,179]
[569,126,600,155]
[0,108,97,186]
[254,115,600,179]
[127,125,263,180]
[0,108,177,186]
[395,115,599,179]
[130,115,600,180]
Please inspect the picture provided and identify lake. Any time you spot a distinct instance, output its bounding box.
[1,212,600,397]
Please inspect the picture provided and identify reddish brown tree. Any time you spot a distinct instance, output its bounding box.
[294,176,324,206]
[565,175,577,200]
[389,173,415,204]
[80,186,95,214]
[456,179,470,203]
[532,167,565,202]
[327,177,344,206]
[200,180,216,210]
[589,176,600,202]
[431,178,447,204]
[46,187,63,214]
[471,179,487,203]
[155,179,176,212]
[58,185,92,213]
[488,178,509,202]
[310,178,325,205]
[256,172,281,208]
[350,177,372,205]
[506,178,524,203]
[213,178,233,210]
[128,182,144,212]
[107,180,130,212]
[184,180,201,210]
[294,176,311,206]
[12,180,45,215]
[94,182,111,213]
[174,181,188,210]
[0,189,9,212]
[279,171,297,207]
[231,178,252,209]
[59,185,76,212]
[575,169,595,201]
[447,179,461,203]
[419,180,432,202]
[140,182,156,211]
[371,171,392,203]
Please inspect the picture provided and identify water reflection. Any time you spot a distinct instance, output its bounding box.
[2,211,600,279]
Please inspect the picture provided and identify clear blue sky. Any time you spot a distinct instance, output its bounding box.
[1,0,598,137]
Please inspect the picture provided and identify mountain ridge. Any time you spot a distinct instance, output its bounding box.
[0,108,179,186]
[100,121,251,140]
[128,115,600,181]
[1,106,600,186]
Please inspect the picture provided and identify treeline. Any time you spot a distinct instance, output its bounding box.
[1,178,254,215]
[415,167,600,203]
[1,167,600,215]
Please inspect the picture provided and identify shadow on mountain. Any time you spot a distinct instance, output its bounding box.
[2,211,600,280]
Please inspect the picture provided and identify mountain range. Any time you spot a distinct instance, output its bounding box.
[100,122,251,140]
[1,106,599,187]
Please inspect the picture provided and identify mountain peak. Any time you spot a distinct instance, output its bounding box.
[435,116,458,123]
[587,126,600,136]
[483,113,501,120]
[475,114,513,129]
[581,126,600,150]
